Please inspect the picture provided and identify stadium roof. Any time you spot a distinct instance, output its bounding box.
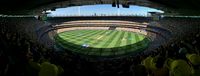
[1,0,200,15]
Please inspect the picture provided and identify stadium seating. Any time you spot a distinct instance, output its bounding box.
[0,16,200,76]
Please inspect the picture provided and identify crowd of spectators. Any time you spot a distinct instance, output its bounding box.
[159,17,200,39]
[0,17,200,76]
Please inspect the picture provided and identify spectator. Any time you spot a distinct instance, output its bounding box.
[39,62,59,76]
[170,60,192,76]
[152,56,169,76]
[186,54,200,76]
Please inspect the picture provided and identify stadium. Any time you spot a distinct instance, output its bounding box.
[54,20,151,57]
[47,16,170,58]
[0,0,200,76]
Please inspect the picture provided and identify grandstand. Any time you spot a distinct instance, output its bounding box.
[0,0,200,76]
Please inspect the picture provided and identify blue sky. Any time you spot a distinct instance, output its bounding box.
[47,4,164,16]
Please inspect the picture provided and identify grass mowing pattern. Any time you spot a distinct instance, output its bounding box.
[55,30,150,57]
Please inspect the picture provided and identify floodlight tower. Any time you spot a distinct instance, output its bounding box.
[78,6,81,16]
[118,8,120,16]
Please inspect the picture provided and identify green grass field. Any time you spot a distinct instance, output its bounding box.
[55,30,150,57]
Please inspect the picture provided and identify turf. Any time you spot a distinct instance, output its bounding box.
[55,29,150,57]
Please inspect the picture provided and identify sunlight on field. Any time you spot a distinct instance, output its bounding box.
[96,35,104,40]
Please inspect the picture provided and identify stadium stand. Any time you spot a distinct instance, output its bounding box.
[0,15,200,76]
